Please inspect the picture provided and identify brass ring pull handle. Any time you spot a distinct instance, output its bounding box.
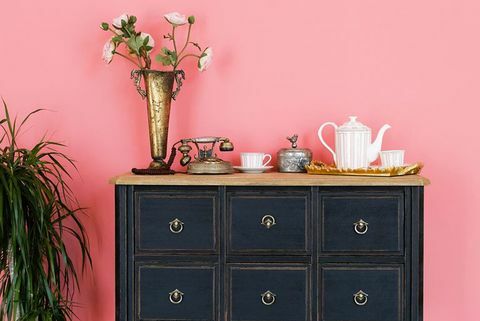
[169,289,184,304]
[169,218,184,234]
[261,291,276,306]
[353,219,368,235]
[353,290,368,306]
[261,215,276,229]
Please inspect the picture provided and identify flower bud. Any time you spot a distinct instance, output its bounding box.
[101,22,109,31]
[188,16,195,24]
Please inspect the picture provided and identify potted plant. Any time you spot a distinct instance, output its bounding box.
[100,12,213,174]
[0,101,91,321]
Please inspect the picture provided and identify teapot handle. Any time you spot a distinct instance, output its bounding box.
[318,122,337,164]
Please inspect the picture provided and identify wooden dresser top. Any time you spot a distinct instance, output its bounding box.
[110,172,430,186]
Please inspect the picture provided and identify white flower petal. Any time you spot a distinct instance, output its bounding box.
[113,13,128,28]
[164,12,187,26]
[198,47,213,71]
[102,39,115,64]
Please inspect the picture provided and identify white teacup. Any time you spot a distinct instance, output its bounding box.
[241,153,272,168]
[380,150,405,167]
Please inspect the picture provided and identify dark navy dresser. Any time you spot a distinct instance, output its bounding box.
[112,173,429,321]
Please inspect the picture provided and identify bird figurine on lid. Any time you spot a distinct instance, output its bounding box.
[277,134,312,173]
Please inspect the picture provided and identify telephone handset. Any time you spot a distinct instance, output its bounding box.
[173,137,234,174]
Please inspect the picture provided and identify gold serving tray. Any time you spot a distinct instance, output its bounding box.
[305,161,423,177]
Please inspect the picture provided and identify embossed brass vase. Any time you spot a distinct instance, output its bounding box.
[131,69,185,174]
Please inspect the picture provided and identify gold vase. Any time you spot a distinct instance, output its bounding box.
[131,69,184,174]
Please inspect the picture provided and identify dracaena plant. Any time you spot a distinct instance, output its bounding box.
[0,101,91,321]
[100,12,213,71]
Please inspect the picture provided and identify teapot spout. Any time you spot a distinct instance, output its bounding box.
[367,124,391,163]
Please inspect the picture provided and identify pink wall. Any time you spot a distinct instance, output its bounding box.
[1,0,479,320]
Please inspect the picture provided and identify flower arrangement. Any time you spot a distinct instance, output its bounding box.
[100,12,212,72]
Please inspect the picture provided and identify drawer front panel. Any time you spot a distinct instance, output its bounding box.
[135,192,217,253]
[228,192,310,254]
[228,265,310,321]
[137,264,216,321]
[320,265,403,321]
[320,193,404,254]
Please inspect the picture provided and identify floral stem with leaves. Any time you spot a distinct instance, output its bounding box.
[101,12,212,73]
[156,12,213,72]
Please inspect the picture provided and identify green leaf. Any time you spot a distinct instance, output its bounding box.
[155,54,172,66]
[160,47,177,64]
[168,51,177,65]
[161,47,171,55]
[112,35,123,43]
[143,35,150,46]
[100,22,109,31]
[126,36,144,55]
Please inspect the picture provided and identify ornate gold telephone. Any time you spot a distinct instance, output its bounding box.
[172,137,234,174]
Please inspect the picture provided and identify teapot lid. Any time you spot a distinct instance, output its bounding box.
[338,116,370,132]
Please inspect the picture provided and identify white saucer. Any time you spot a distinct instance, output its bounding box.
[233,166,274,174]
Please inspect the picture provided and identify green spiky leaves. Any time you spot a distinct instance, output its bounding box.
[0,100,92,321]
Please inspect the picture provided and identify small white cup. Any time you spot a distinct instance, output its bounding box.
[380,150,405,168]
[241,153,272,168]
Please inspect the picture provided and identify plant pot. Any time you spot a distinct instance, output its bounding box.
[131,70,185,174]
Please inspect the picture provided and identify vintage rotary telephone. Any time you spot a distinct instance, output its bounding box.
[172,137,235,174]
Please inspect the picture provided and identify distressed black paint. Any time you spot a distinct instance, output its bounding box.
[115,185,423,321]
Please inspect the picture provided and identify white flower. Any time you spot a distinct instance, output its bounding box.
[198,47,213,71]
[112,13,128,28]
[139,32,155,51]
[102,39,115,64]
[164,12,187,26]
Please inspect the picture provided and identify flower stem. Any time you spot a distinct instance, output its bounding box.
[136,55,144,69]
[175,53,201,67]
[113,51,142,68]
[178,24,192,58]
[172,26,178,55]
[108,28,145,69]
[174,24,194,71]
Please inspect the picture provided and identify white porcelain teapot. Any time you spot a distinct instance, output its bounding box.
[318,116,391,169]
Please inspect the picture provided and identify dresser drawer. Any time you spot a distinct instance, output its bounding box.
[320,192,404,254]
[228,264,310,321]
[227,191,310,254]
[320,265,403,321]
[135,191,217,253]
[137,264,217,321]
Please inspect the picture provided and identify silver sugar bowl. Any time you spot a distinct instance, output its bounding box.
[277,135,312,173]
